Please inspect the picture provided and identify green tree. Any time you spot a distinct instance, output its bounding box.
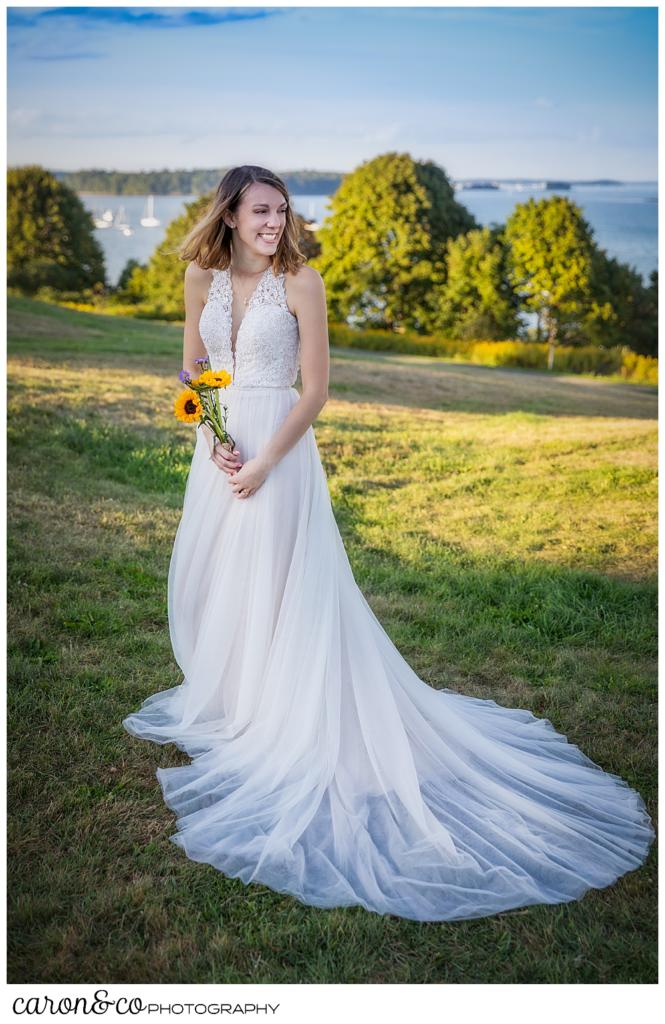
[110,258,148,305]
[433,225,521,339]
[117,258,144,291]
[7,164,106,295]
[641,269,659,358]
[504,195,595,369]
[582,249,658,357]
[129,194,211,315]
[310,151,478,332]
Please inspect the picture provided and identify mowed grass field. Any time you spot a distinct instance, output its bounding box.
[7,296,657,984]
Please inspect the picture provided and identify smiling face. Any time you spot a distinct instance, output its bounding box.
[226,181,289,259]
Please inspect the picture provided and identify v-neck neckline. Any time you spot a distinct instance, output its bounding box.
[227,264,272,353]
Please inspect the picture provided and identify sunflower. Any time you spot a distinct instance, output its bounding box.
[198,369,232,389]
[174,389,203,423]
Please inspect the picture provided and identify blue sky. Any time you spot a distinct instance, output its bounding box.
[7,4,658,178]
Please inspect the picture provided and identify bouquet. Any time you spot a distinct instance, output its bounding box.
[174,356,236,453]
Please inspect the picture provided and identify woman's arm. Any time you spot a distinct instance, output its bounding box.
[257,266,330,470]
[182,262,240,470]
[182,261,212,377]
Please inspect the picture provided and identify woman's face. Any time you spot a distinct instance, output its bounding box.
[228,182,288,257]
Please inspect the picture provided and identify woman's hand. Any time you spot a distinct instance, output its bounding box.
[203,426,243,475]
[227,455,272,500]
[214,439,243,475]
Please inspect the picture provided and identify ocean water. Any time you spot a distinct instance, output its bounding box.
[80,183,657,289]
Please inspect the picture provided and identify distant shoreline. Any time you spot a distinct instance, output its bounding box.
[73,180,657,197]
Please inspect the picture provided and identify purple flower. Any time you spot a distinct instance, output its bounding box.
[195,357,208,365]
[178,369,191,383]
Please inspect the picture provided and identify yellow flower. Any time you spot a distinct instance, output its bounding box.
[174,389,202,423]
[211,370,232,388]
[196,370,218,387]
[198,369,232,389]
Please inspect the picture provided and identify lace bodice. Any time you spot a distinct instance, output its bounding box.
[199,266,300,387]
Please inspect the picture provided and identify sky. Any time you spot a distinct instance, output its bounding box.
[6,3,659,179]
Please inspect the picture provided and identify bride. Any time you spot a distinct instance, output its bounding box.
[123,164,654,922]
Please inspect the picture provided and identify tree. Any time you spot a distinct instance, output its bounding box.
[7,164,106,295]
[582,249,658,357]
[128,194,211,315]
[117,258,144,292]
[504,196,595,369]
[110,258,148,305]
[433,225,521,339]
[310,151,478,332]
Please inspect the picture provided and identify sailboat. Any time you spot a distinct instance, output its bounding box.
[93,207,114,228]
[140,194,161,228]
[113,205,134,236]
[92,207,112,229]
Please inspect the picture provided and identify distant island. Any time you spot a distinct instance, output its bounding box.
[454,178,626,191]
[53,168,344,197]
[48,167,635,196]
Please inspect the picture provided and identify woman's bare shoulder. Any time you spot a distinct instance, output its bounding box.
[185,261,214,304]
[283,264,326,319]
[284,264,325,303]
[285,263,322,287]
[185,260,215,282]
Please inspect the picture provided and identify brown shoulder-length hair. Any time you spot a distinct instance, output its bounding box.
[178,165,308,275]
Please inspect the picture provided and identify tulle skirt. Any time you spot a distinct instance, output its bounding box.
[123,384,655,921]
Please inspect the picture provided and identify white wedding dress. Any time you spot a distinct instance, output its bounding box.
[123,264,654,921]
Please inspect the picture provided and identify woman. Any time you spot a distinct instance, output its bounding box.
[123,165,654,922]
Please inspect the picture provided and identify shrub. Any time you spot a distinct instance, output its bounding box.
[328,324,657,383]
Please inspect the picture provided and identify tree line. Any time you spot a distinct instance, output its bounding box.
[51,167,343,197]
[7,155,658,363]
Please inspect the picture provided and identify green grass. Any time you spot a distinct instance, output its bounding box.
[7,296,657,984]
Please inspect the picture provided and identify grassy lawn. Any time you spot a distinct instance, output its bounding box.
[7,296,657,984]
